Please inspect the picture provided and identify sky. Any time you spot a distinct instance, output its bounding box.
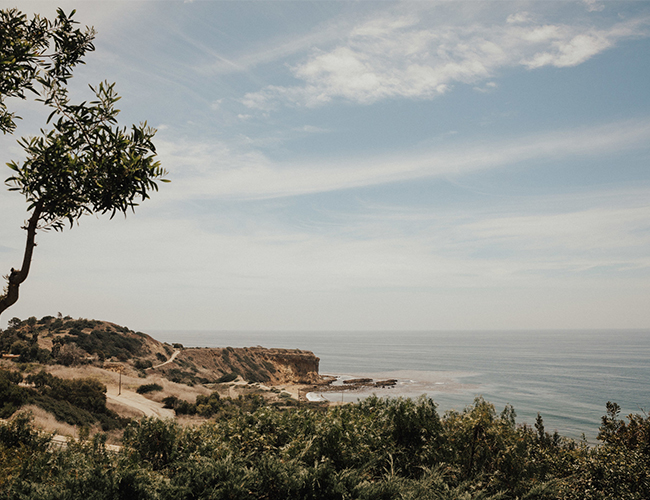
[1,0,650,332]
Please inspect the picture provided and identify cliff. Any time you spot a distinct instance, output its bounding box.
[1,315,323,386]
[159,346,322,385]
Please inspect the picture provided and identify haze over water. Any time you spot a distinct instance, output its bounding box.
[152,329,650,442]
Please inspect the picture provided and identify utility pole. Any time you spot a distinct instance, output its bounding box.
[104,363,124,396]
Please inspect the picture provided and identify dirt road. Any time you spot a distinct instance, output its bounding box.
[106,388,175,419]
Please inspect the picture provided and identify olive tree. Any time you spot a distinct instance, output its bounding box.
[0,8,168,318]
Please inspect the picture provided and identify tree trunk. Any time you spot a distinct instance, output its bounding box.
[0,201,43,318]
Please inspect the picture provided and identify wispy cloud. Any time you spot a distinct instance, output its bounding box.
[459,206,650,265]
[242,10,650,109]
[195,16,355,76]
[160,118,650,200]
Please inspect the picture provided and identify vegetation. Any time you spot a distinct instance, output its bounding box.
[1,315,313,387]
[57,325,145,361]
[0,8,167,319]
[0,368,128,430]
[1,396,649,499]
[136,383,163,395]
[216,372,238,383]
[0,315,145,364]
[3,313,646,497]
[164,392,268,418]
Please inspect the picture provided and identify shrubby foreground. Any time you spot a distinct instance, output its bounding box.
[1,396,649,499]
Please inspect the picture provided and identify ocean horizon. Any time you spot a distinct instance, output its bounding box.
[150,328,650,443]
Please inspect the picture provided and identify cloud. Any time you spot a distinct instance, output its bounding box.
[242,11,650,109]
[299,125,329,133]
[461,206,650,260]
[474,81,497,93]
[195,16,355,76]
[583,0,605,13]
[507,12,532,24]
[160,118,650,200]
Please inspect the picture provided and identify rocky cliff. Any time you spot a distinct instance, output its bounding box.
[157,346,322,385]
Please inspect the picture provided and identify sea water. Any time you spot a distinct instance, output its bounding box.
[150,329,650,442]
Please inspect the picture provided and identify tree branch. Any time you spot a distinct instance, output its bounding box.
[0,200,44,317]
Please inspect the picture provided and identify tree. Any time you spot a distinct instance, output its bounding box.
[0,8,168,318]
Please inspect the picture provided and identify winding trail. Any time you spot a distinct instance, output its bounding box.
[100,350,180,419]
[152,350,180,369]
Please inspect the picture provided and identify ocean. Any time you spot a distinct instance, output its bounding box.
[150,329,650,443]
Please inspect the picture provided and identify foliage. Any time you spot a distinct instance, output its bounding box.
[0,368,28,418]
[0,8,168,319]
[0,317,51,363]
[0,399,648,499]
[216,372,238,383]
[0,8,95,134]
[57,327,144,360]
[122,418,181,470]
[0,315,146,367]
[0,367,128,430]
[166,392,266,419]
[134,359,153,371]
[136,383,163,394]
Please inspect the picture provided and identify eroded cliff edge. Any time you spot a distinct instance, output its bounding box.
[156,346,322,386]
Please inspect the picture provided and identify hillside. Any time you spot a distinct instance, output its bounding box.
[0,315,327,435]
[161,346,321,386]
[0,315,322,386]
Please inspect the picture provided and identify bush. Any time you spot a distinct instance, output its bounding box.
[0,412,51,450]
[136,383,163,394]
[162,396,178,409]
[134,359,153,370]
[7,317,22,329]
[2,399,650,499]
[0,369,27,418]
[216,372,238,383]
[123,417,182,470]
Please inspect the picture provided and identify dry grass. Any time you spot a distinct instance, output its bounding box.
[45,364,209,400]
[138,375,211,404]
[17,405,83,438]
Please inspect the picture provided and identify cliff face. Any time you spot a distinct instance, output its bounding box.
[155,346,321,385]
[270,350,321,383]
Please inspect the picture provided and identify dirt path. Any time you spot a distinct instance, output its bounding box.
[106,387,175,419]
[152,350,180,369]
[50,434,122,452]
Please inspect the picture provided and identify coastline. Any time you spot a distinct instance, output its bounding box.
[306,370,480,405]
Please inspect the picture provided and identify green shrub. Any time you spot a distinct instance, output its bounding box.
[2,399,650,499]
[136,383,163,394]
[123,417,181,470]
[216,372,238,383]
[134,359,153,370]
[162,396,178,409]
[0,369,27,418]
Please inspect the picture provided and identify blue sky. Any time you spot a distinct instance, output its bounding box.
[1,0,650,331]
